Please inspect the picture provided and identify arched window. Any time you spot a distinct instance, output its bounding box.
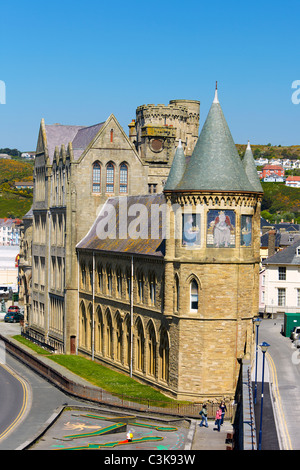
[160,329,169,382]
[149,272,156,306]
[95,306,103,355]
[119,163,128,193]
[190,279,198,312]
[80,302,87,348]
[106,163,114,193]
[92,162,101,193]
[138,271,144,303]
[136,317,144,372]
[105,309,113,358]
[148,322,156,376]
[115,312,123,362]
[107,266,112,295]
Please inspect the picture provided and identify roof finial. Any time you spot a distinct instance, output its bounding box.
[178,138,182,148]
[247,140,251,150]
[213,81,219,103]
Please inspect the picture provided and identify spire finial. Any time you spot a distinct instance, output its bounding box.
[247,140,251,150]
[178,138,182,148]
[213,81,219,103]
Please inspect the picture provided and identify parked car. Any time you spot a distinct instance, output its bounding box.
[291,326,300,341]
[4,305,23,323]
[0,286,13,299]
[4,310,24,323]
[295,336,300,348]
[7,305,20,313]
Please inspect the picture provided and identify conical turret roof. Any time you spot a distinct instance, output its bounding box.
[164,139,186,190]
[243,141,263,192]
[176,86,256,192]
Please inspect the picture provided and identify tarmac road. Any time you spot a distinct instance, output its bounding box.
[257,318,300,450]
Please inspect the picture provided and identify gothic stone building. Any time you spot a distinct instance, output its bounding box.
[25,99,200,354]
[23,91,263,401]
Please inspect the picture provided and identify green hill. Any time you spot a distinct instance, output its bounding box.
[0,158,33,218]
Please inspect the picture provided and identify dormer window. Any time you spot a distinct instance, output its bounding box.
[297,247,300,256]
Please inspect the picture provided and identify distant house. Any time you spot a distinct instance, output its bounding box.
[261,164,285,182]
[14,181,34,189]
[285,176,300,188]
[21,152,35,159]
[260,239,300,316]
[0,153,11,160]
[0,218,21,246]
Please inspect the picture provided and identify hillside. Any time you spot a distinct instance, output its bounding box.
[0,158,33,218]
[236,144,300,160]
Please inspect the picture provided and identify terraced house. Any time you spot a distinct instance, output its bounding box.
[23,89,263,400]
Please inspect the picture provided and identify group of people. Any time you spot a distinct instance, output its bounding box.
[199,401,227,431]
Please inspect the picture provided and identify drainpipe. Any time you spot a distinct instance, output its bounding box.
[76,251,79,355]
[130,255,133,377]
[92,251,95,361]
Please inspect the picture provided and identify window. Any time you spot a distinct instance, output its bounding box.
[278,267,286,280]
[120,163,128,193]
[106,163,114,192]
[278,288,286,307]
[297,289,300,307]
[190,279,198,311]
[117,268,122,297]
[107,267,112,295]
[148,183,157,194]
[149,273,156,306]
[138,273,144,303]
[92,162,101,193]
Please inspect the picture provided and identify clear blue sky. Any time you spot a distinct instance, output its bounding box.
[1,0,299,151]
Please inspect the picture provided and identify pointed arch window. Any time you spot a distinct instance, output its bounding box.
[120,163,128,193]
[190,279,198,312]
[92,162,101,193]
[106,163,114,193]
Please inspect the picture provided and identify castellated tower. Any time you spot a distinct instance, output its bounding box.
[129,99,200,194]
[163,87,263,400]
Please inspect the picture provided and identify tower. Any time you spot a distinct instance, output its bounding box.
[163,85,263,400]
[129,99,200,194]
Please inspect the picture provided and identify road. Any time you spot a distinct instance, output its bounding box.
[0,361,28,443]
[0,322,85,450]
[258,318,300,450]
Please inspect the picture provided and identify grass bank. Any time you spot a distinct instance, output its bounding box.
[13,335,181,406]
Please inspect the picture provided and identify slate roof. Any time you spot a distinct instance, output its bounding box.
[164,140,186,190]
[243,142,263,192]
[76,193,166,257]
[44,122,104,162]
[176,89,258,193]
[263,239,300,266]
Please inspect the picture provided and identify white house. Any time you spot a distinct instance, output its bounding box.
[285,176,300,188]
[261,239,300,316]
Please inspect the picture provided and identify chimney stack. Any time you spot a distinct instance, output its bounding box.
[268,230,276,257]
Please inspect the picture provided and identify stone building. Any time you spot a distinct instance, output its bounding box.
[23,100,200,354]
[23,89,263,401]
[75,88,263,401]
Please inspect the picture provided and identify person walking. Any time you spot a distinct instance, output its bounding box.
[214,406,222,432]
[220,401,227,425]
[199,404,208,428]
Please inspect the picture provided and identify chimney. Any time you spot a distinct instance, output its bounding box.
[268,230,276,257]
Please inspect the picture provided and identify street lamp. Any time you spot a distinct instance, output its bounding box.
[258,341,270,450]
[253,317,262,404]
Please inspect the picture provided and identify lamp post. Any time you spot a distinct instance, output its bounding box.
[258,341,270,450]
[253,317,262,404]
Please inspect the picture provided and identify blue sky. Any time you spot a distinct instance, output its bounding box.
[0,0,300,150]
